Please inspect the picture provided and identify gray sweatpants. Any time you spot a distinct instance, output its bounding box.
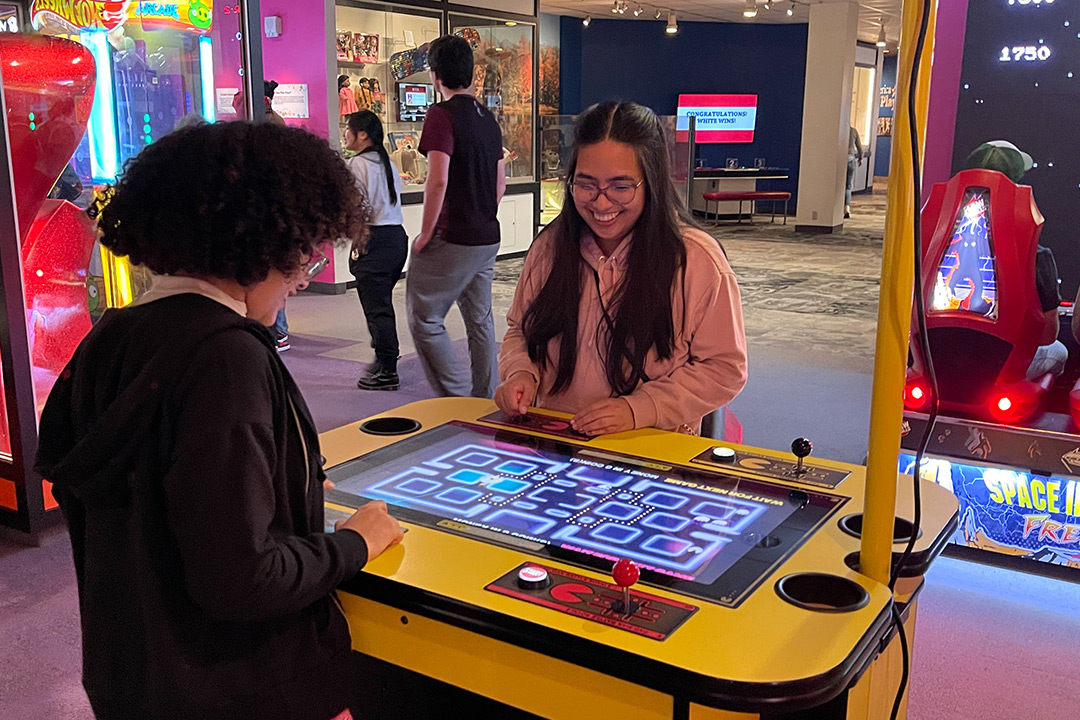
[406,237,499,398]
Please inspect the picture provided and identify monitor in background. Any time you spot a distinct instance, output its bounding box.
[398,82,434,122]
[676,94,758,144]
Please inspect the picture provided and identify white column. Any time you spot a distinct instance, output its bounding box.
[795,0,860,231]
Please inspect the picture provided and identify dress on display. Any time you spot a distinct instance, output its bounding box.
[339,86,359,117]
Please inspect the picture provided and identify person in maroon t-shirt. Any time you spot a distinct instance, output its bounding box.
[407,34,506,398]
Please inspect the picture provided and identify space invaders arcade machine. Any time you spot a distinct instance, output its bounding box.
[906,168,1051,424]
[902,168,1080,571]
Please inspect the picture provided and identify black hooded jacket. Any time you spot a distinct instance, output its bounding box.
[36,294,369,720]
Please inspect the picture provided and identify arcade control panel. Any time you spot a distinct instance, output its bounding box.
[691,438,852,489]
[480,411,852,489]
[486,562,698,641]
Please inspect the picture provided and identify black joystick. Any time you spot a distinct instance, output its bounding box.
[791,437,813,475]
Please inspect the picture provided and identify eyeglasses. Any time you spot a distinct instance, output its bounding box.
[569,178,644,205]
[304,247,330,280]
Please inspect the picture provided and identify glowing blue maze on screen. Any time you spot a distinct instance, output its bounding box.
[365,444,769,579]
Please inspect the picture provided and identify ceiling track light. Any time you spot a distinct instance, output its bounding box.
[583,14,591,26]
[763,1,771,10]
[611,0,619,14]
[634,4,643,16]
[876,24,887,47]
[655,9,662,19]
[786,4,794,16]
[744,0,758,18]
[666,10,678,34]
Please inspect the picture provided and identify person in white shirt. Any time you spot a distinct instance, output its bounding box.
[345,110,408,390]
[846,125,866,219]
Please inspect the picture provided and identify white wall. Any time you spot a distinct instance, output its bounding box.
[795,1,860,230]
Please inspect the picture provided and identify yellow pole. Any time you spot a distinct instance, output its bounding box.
[860,0,938,586]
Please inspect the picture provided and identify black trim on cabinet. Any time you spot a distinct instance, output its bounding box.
[338,574,895,714]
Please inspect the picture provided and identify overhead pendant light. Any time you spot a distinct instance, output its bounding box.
[634,5,643,16]
[611,1,619,14]
[786,5,794,16]
[666,11,678,34]
[763,1,771,10]
[876,25,887,47]
[583,14,591,26]
[619,1,628,14]
[744,0,758,18]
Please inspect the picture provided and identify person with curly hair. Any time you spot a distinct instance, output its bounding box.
[35,121,403,720]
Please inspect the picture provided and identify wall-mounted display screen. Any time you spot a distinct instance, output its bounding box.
[397,82,433,122]
[676,94,758,143]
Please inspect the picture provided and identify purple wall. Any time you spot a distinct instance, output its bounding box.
[260,0,332,140]
[922,0,970,201]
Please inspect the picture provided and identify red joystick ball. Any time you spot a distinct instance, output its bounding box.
[613,558,639,587]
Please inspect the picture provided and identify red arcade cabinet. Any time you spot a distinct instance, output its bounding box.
[0,33,97,535]
[905,168,1052,424]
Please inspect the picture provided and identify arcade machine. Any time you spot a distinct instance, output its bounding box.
[901,169,1080,572]
[30,0,215,311]
[312,1,951,715]
[0,32,97,524]
[321,401,956,719]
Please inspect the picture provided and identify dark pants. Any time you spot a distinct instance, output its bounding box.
[350,224,408,365]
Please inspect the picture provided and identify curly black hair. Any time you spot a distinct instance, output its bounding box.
[93,121,368,286]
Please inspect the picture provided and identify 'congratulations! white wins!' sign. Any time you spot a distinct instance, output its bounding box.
[676,94,758,143]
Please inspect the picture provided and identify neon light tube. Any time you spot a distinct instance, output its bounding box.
[199,36,216,123]
[81,30,118,182]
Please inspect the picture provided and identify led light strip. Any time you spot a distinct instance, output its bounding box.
[80,29,118,182]
[199,36,216,123]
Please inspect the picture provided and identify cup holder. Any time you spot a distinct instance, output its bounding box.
[838,514,921,544]
[775,572,870,613]
[359,417,422,436]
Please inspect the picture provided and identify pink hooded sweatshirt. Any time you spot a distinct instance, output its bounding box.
[499,226,748,433]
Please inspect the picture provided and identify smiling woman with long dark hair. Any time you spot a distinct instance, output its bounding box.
[496,101,748,436]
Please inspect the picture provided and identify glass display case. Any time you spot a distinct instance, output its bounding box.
[335,2,441,191]
[450,14,534,183]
